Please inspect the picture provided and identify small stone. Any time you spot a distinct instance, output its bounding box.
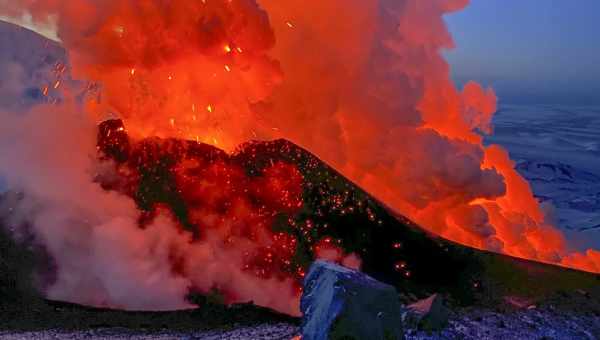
[403,294,449,331]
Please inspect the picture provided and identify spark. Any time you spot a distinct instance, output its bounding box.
[114,25,124,37]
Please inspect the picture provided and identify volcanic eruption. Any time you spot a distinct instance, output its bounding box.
[0,0,598,316]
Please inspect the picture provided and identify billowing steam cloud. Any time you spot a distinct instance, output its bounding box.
[0,0,598,314]
[0,101,303,314]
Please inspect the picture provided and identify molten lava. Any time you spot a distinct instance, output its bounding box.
[0,0,598,315]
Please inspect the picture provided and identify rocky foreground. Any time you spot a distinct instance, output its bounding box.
[407,307,600,340]
[0,306,598,339]
[298,261,600,340]
[1,255,597,340]
[0,323,298,340]
[0,298,298,340]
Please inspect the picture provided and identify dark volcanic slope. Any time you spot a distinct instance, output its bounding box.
[96,120,600,308]
[235,138,600,308]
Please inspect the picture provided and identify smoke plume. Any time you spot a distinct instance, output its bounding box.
[0,0,598,314]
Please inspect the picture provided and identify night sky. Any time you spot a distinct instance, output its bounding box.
[445,0,600,105]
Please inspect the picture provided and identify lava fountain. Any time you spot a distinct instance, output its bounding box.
[0,0,598,315]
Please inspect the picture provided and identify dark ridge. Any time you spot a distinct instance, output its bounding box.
[95,120,599,307]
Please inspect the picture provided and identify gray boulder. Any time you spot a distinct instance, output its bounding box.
[300,260,404,340]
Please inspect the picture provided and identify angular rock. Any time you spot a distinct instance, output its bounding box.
[403,294,449,331]
[300,260,404,340]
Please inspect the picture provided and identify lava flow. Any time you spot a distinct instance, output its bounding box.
[0,0,599,315]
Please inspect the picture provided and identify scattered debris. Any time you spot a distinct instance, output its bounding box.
[403,294,449,331]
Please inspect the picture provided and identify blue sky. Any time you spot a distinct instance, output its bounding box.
[445,0,600,105]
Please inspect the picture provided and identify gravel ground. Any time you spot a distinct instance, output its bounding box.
[2,307,598,339]
[406,307,600,340]
[0,323,299,340]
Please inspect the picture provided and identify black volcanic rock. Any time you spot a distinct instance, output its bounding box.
[300,260,404,340]
[404,294,449,331]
